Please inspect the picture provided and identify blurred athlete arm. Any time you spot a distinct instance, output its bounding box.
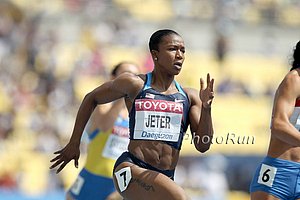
[186,73,215,153]
[88,98,125,133]
[271,72,300,146]
[50,73,142,173]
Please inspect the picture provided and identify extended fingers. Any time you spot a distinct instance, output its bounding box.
[56,161,68,174]
[74,157,79,168]
[210,78,215,91]
[50,154,62,162]
[49,159,64,170]
[53,149,63,154]
[201,74,214,89]
[207,73,210,86]
[200,78,204,91]
[49,156,73,173]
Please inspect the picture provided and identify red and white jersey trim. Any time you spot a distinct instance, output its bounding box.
[295,99,300,107]
[290,99,300,130]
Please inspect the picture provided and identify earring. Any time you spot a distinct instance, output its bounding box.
[154,57,158,61]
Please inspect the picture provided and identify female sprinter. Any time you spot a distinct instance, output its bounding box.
[51,29,215,200]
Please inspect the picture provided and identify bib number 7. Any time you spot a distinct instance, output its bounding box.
[258,164,277,187]
[114,167,132,192]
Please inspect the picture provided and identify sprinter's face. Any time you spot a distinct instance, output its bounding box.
[153,34,185,75]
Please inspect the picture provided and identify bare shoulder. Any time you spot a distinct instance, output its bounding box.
[182,87,200,105]
[276,69,300,100]
[286,69,300,81]
[115,72,144,83]
[113,72,146,99]
[183,87,198,96]
[281,70,300,92]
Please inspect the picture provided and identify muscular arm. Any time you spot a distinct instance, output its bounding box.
[70,73,142,144]
[271,71,300,146]
[186,88,214,153]
[90,74,145,132]
[50,73,143,172]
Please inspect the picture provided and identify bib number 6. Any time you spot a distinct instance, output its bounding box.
[258,164,277,187]
[114,167,132,192]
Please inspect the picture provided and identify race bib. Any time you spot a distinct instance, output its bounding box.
[102,124,129,159]
[258,164,277,187]
[115,167,131,192]
[70,175,84,195]
[133,99,183,142]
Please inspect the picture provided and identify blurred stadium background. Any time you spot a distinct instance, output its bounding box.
[0,0,299,199]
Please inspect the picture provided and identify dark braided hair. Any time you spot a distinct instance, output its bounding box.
[290,40,300,71]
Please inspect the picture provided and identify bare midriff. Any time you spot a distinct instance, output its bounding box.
[128,140,179,170]
[267,136,300,162]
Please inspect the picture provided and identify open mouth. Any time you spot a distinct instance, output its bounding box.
[174,62,182,68]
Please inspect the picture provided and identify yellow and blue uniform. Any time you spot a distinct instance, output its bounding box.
[68,116,129,200]
[250,99,300,199]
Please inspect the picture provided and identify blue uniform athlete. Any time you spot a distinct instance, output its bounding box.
[250,41,300,200]
[50,29,215,200]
